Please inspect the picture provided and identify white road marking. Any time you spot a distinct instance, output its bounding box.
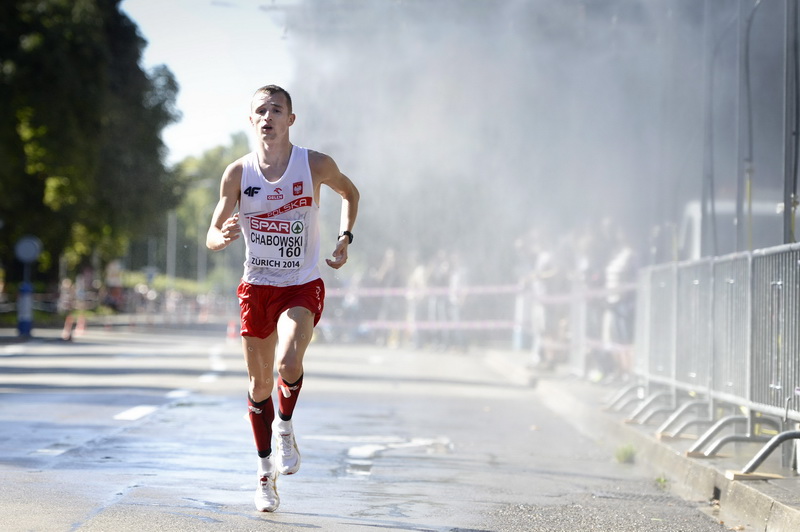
[113,405,158,421]
[35,448,67,456]
[1,345,26,356]
[209,345,228,372]
[196,344,227,382]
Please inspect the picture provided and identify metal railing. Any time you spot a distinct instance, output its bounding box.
[631,243,800,475]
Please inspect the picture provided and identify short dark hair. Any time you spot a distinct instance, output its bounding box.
[253,85,293,114]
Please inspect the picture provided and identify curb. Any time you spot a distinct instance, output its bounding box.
[486,350,800,532]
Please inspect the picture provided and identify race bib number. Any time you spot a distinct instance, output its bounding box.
[248,217,305,269]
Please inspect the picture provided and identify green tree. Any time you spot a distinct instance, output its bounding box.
[123,132,251,293]
[0,0,180,287]
[174,132,250,285]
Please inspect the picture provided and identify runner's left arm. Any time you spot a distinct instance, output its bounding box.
[312,152,360,269]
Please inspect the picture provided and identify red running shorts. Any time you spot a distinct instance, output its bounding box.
[237,278,325,339]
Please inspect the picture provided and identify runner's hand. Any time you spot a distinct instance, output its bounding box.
[222,213,241,244]
[326,239,348,269]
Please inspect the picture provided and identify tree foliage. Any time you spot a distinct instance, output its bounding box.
[121,131,251,294]
[172,132,250,285]
[0,0,180,286]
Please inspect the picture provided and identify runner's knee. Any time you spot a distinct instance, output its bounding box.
[249,377,274,403]
[278,357,303,381]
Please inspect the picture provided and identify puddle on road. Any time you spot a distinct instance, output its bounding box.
[346,458,374,477]
[304,435,454,479]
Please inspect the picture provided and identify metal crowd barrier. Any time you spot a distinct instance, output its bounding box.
[675,259,714,394]
[751,245,800,420]
[712,253,751,405]
[645,264,677,386]
[628,243,800,476]
[633,268,651,379]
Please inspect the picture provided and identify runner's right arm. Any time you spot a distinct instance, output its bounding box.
[206,162,243,251]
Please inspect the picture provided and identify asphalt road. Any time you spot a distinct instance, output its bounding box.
[0,325,729,531]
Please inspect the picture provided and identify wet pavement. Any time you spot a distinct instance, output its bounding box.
[0,325,730,531]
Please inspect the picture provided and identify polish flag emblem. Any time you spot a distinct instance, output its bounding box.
[293,182,303,195]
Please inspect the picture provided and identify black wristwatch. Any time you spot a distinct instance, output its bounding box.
[339,231,354,244]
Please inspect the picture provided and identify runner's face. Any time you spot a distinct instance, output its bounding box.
[250,93,294,140]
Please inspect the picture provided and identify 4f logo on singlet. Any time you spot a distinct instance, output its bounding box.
[244,186,261,197]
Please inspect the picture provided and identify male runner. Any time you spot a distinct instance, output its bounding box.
[206,85,359,512]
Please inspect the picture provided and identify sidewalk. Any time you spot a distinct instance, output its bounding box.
[486,349,800,532]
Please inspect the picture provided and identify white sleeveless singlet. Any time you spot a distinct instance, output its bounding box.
[238,146,321,287]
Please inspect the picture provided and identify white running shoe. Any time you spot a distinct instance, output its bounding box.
[274,418,301,475]
[254,470,279,512]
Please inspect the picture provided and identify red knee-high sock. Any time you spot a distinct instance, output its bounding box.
[248,395,274,457]
[277,374,303,421]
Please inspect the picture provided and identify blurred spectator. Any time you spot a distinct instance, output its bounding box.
[576,218,616,377]
[340,269,367,343]
[372,247,404,347]
[75,267,91,313]
[602,227,638,380]
[103,260,124,311]
[648,223,676,265]
[405,250,427,349]
[539,232,576,368]
[512,228,540,352]
[427,250,451,350]
[57,278,75,314]
[513,228,560,366]
[446,250,467,352]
